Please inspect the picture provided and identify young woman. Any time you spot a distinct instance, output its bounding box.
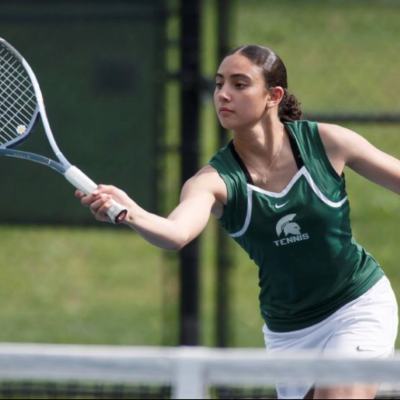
[77,45,398,400]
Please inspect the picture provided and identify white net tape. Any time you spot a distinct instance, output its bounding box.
[0,344,399,399]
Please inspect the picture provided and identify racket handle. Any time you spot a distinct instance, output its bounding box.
[65,166,128,224]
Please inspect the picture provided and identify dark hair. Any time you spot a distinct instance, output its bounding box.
[226,45,302,122]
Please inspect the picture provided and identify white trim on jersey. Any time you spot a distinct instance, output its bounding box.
[231,187,253,238]
[248,167,348,207]
[249,167,306,199]
[231,167,348,238]
[303,169,348,209]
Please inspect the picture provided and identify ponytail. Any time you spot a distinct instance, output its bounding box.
[279,89,302,122]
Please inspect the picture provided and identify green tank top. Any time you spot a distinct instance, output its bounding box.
[209,120,384,333]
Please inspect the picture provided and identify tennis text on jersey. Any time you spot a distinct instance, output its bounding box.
[273,214,310,247]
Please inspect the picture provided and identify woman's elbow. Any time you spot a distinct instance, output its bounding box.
[172,231,192,251]
[163,235,190,252]
[165,242,187,252]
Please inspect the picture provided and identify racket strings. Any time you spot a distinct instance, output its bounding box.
[0,66,35,116]
[0,45,37,147]
[0,52,36,122]
[0,57,35,118]
[0,59,35,115]
[0,48,35,107]
[0,71,36,141]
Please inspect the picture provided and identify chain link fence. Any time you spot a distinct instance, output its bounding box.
[0,0,166,224]
[0,0,168,347]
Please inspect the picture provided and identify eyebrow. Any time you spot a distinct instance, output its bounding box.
[215,73,252,80]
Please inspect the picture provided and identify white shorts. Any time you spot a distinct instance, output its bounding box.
[262,276,399,400]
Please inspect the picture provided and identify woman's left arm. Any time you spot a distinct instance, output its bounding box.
[318,123,400,196]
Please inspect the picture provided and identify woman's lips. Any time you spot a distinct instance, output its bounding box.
[219,108,234,115]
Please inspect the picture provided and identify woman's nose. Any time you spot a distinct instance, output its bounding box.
[218,88,231,101]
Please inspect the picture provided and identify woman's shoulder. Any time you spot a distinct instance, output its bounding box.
[189,165,228,210]
[286,121,348,180]
[287,120,348,154]
[317,123,351,178]
[208,141,233,164]
[196,164,226,179]
[317,122,355,156]
[186,164,226,188]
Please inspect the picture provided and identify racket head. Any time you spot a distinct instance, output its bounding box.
[0,38,40,149]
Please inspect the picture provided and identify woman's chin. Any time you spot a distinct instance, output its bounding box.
[219,120,236,130]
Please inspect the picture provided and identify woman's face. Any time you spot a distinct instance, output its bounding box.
[214,53,270,131]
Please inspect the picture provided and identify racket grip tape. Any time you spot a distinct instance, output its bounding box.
[65,166,128,224]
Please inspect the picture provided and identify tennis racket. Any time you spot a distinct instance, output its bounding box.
[0,37,127,224]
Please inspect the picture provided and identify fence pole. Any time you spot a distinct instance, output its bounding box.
[179,0,202,346]
[215,0,234,348]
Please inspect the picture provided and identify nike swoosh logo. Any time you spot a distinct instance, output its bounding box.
[356,346,374,353]
[276,201,290,209]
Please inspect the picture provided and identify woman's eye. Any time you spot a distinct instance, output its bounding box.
[215,82,246,90]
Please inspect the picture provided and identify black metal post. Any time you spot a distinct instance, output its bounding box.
[179,0,202,346]
[216,0,234,348]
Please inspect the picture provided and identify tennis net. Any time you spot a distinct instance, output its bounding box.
[0,343,399,399]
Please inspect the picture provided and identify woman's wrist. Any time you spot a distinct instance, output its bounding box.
[124,203,144,227]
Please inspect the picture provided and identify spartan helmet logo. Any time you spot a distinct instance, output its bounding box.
[276,214,302,237]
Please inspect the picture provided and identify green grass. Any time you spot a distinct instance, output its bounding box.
[234,0,400,113]
[1,0,400,349]
[0,227,166,345]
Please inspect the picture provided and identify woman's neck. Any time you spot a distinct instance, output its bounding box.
[233,118,286,162]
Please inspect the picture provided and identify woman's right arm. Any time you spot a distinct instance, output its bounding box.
[76,166,225,251]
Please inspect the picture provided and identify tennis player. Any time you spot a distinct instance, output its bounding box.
[77,45,398,400]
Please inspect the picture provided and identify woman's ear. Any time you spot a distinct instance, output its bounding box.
[266,86,285,108]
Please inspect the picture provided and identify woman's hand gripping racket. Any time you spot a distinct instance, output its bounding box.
[0,38,127,224]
